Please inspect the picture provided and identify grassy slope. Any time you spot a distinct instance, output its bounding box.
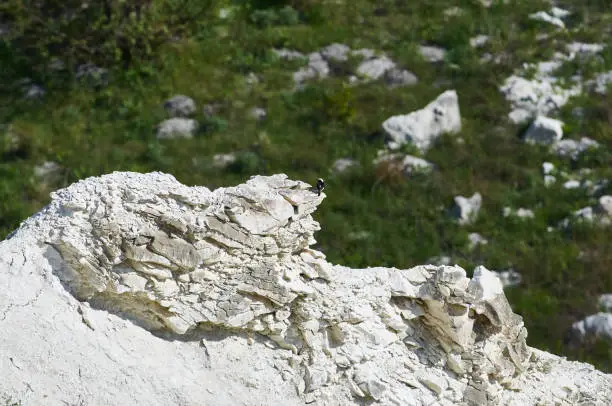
[1,0,611,371]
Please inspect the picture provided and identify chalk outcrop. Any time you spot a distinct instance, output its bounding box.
[1,172,611,405]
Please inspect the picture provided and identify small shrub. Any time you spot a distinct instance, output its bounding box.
[249,5,299,28]
[0,0,217,83]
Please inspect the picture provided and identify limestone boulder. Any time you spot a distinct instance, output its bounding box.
[523,116,563,145]
[383,90,462,151]
[451,192,482,225]
[164,95,196,117]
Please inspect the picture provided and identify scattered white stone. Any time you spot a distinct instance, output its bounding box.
[272,48,305,60]
[293,52,330,85]
[563,180,581,190]
[529,11,566,29]
[248,107,267,121]
[164,95,196,117]
[156,118,198,139]
[523,116,564,145]
[331,158,358,174]
[427,255,452,266]
[588,71,612,94]
[451,192,482,225]
[347,231,371,241]
[373,153,434,176]
[500,59,582,124]
[320,43,351,62]
[443,7,464,18]
[503,207,535,219]
[382,90,461,151]
[470,35,490,48]
[492,269,522,288]
[218,7,232,19]
[357,55,396,80]
[351,48,376,59]
[588,180,609,196]
[212,153,237,169]
[23,82,45,100]
[599,294,612,313]
[553,137,600,159]
[468,233,488,249]
[566,42,605,58]
[245,72,260,86]
[419,45,446,63]
[571,313,612,342]
[597,195,612,217]
[34,161,62,181]
[384,68,418,88]
[550,7,571,19]
[542,162,555,175]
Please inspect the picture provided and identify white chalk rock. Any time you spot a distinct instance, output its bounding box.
[523,116,563,145]
[1,172,611,405]
[451,192,482,225]
[157,118,198,139]
[383,90,462,151]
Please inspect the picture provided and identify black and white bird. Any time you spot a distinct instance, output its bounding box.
[316,178,325,196]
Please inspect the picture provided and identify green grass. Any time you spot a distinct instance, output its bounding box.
[1,0,612,371]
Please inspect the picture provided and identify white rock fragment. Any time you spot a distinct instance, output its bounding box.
[571,313,612,342]
[451,192,482,225]
[383,90,461,151]
[164,95,196,117]
[563,180,580,190]
[503,207,535,219]
[468,233,488,249]
[599,294,612,313]
[492,269,522,288]
[523,116,563,145]
[470,35,489,48]
[157,118,198,139]
[550,7,571,19]
[500,71,581,124]
[293,52,330,85]
[384,68,418,88]
[248,107,267,121]
[529,11,566,29]
[553,137,600,159]
[272,48,305,60]
[212,153,237,169]
[24,83,46,100]
[566,42,604,58]
[419,45,447,63]
[320,43,351,62]
[598,196,612,217]
[588,71,612,94]
[331,158,358,174]
[357,55,396,80]
[34,161,62,181]
[373,152,434,176]
[542,162,555,175]
[351,48,376,59]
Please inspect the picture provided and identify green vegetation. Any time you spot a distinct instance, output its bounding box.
[1,0,611,371]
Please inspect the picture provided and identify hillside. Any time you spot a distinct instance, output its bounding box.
[1,0,611,373]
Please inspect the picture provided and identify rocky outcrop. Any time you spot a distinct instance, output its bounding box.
[1,172,611,405]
